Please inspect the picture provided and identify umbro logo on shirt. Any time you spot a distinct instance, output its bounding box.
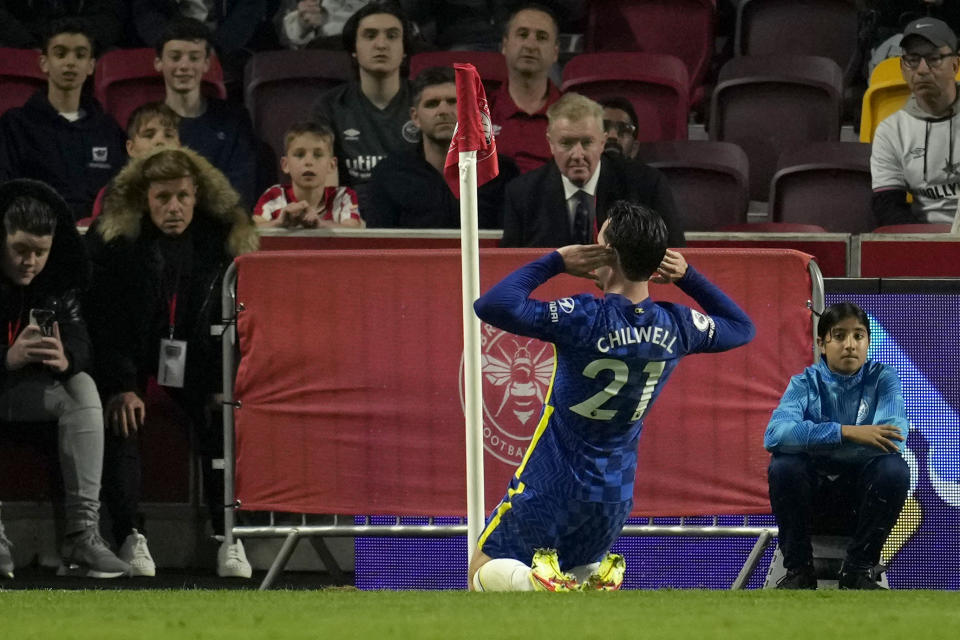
[343,128,361,142]
[92,147,108,162]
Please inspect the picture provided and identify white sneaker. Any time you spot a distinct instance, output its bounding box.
[118,529,156,577]
[217,539,252,578]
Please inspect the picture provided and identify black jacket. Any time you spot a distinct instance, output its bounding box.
[501,154,686,248]
[0,89,126,222]
[366,148,518,229]
[0,0,123,50]
[0,179,92,385]
[84,148,259,399]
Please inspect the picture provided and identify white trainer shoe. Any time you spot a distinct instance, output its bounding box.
[217,538,252,578]
[118,529,156,577]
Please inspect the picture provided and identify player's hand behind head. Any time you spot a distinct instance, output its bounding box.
[557,244,616,280]
[650,249,687,284]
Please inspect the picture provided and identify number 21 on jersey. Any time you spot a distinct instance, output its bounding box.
[569,359,666,422]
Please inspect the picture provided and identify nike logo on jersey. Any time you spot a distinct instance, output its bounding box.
[596,325,676,354]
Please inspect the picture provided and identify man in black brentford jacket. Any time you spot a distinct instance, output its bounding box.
[0,179,129,580]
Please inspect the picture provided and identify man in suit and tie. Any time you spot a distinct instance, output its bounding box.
[501,93,684,248]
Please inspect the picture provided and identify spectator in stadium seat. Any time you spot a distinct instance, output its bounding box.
[153,17,259,209]
[0,179,130,580]
[84,147,258,579]
[765,302,910,590]
[253,120,363,228]
[501,93,684,248]
[600,97,640,160]
[366,66,518,229]
[89,102,183,221]
[0,20,126,222]
[489,3,562,174]
[310,1,419,215]
[871,17,960,227]
[274,0,373,49]
[469,200,755,591]
[0,0,123,51]
[134,0,275,95]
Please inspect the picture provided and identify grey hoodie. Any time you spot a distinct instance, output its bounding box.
[871,83,960,224]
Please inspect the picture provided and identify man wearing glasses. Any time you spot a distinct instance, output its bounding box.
[600,98,640,159]
[871,17,960,227]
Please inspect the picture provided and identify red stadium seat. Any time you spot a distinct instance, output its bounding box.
[736,0,860,78]
[710,55,843,201]
[770,141,873,233]
[95,48,226,129]
[871,224,954,233]
[562,52,690,142]
[243,49,353,180]
[0,47,47,117]
[583,0,716,102]
[633,140,749,230]
[409,51,507,95]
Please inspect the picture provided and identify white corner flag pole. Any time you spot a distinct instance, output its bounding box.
[459,149,485,560]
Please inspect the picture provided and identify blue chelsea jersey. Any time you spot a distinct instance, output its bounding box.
[475,252,755,503]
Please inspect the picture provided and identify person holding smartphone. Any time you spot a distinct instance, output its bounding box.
[0,178,130,580]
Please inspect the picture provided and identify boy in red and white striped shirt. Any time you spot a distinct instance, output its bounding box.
[254,121,363,228]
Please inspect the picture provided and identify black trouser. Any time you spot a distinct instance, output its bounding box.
[101,386,225,545]
[768,452,909,572]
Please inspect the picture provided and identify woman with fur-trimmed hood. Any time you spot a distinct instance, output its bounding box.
[84,147,258,578]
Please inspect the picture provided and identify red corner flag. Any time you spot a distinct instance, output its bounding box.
[443,63,499,198]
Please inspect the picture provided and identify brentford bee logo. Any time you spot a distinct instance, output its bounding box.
[460,324,555,465]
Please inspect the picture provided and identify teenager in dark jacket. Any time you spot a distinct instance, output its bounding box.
[84,147,258,578]
[0,179,129,580]
[151,17,259,208]
[0,20,126,222]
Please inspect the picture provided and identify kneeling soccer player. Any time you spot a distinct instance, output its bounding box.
[469,201,755,591]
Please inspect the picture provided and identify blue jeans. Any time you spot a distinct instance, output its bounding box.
[768,452,909,572]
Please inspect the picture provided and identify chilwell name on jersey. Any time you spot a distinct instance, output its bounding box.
[596,325,677,354]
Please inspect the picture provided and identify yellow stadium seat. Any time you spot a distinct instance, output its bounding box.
[861,56,960,142]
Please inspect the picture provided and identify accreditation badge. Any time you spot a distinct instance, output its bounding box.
[157,338,187,388]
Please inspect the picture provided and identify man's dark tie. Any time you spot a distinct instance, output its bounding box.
[573,190,590,244]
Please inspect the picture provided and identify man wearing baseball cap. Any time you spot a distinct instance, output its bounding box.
[871,17,960,228]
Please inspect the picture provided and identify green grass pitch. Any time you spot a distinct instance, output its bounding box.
[2,589,960,639]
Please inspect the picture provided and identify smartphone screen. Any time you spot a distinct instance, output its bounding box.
[29,308,56,337]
